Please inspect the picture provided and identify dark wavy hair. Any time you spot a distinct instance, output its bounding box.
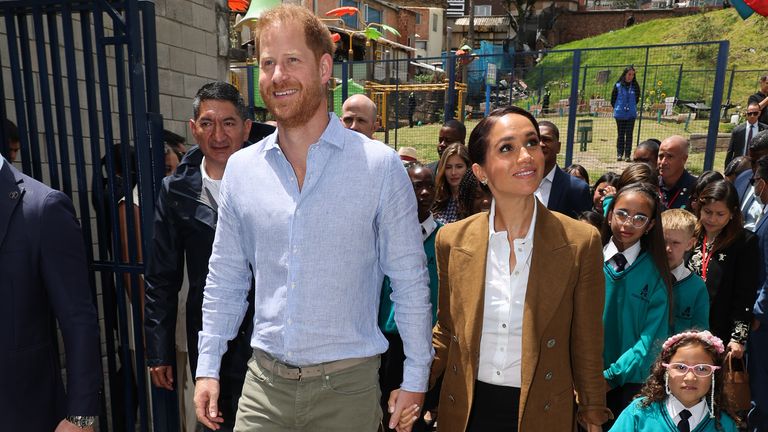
[467,106,540,166]
[565,163,589,185]
[601,182,673,317]
[432,143,470,215]
[638,334,739,430]
[694,180,743,252]
[616,65,639,87]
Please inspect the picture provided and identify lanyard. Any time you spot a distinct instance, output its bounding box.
[700,234,714,281]
[661,188,683,209]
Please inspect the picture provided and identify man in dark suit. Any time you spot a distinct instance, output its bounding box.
[748,155,768,432]
[736,131,768,231]
[725,102,768,169]
[0,155,101,431]
[536,120,592,218]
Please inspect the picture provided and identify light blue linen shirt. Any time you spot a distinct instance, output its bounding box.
[196,114,434,392]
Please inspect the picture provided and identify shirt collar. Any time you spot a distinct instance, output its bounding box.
[671,262,691,281]
[263,113,346,153]
[603,237,642,266]
[543,165,557,183]
[666,394,709,426]
[0,155,5,171]
[421,213,438,242]
[200,156,217,183]
[488,198,538,243]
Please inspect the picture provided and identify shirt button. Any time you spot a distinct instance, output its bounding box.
[514,271,519,276]
[501,323,507,329]
[518,248,523,252]
[287,318,292,324]
[496,371,501,376]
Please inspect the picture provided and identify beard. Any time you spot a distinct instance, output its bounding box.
[260,78,324,129]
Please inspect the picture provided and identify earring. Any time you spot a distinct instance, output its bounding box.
[664,371,671,395]
[481,178,488,186]
[709,373,716,418]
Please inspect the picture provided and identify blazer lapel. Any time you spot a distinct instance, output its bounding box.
[0,163,25,248]
[519,202,574,405]
[449,214,489,372]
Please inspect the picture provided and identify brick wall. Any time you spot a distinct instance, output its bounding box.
[555,7,706,44]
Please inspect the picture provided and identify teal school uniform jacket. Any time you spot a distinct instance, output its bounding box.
[603,251,670,387]
[671,272,710,334]
[608,398,738,432]
[379,223,441,333]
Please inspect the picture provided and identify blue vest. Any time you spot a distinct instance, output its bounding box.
[614,82,638,120]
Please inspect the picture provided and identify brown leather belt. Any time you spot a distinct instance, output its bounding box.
[252,349,374,381]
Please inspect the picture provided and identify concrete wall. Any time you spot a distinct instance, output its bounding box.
[155,0,231,145]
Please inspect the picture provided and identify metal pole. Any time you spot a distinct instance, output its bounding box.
[564,49,581,167]
[704,41,729,171]
[445,26,455,122]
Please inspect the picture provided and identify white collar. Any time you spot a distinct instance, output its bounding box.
[666,394,709,428]
[201,156,218,182]
[603,238,642,266]
[542,165,557,184]
[671,262,691,282]
[0,155,5,171]
[488,198,538,243]
[421,213,438,242]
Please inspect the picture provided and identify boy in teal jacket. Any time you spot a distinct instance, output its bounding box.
[662,209,709,334]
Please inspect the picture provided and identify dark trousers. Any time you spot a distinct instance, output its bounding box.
[748,323,768,431]
[603,383,643,431]
[615,118,636,158]
[466,381,521,432]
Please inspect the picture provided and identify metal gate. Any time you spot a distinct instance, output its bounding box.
[0,1,165,430]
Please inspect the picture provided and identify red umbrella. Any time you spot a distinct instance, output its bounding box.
[229,0,249,12]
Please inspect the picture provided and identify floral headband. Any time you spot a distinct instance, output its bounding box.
[662,330,725,354]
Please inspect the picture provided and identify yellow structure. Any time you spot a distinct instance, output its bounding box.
[364,82,467,128]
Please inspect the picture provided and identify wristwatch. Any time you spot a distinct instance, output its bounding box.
[65,416,97,428]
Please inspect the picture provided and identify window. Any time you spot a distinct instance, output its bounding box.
[474,5,492,16]
[415,40,428,51]
[366,5,382,24]
[432,13,438,31]
[415,12,421,24]
[341,0,358,29]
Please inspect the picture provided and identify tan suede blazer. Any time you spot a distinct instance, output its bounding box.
[430,202,612,431]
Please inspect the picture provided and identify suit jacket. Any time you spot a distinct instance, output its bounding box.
[548,166,593,218]
[430,201,611,432]
[0,161,101,430]
[736,169,752,205]
[755,213,768,324]
[725,122,768,168]
[691,229,759,343]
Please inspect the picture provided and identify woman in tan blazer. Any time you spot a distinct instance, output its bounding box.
[430,106,611,432]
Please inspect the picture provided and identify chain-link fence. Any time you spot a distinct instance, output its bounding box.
[235,41,732,181]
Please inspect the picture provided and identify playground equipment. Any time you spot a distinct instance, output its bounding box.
[365,81,468,132]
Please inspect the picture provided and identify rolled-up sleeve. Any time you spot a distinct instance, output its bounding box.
[376,152,434,392]
[196,166,253,379]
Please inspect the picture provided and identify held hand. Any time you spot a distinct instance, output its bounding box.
[55,420,95,432]
[387,388,425,432]
[194,377,224,430]
[728,341,745,359]
[586,423,603,432]
[149,365,174,390]
[753,318,761,332]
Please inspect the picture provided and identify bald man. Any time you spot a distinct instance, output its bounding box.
[341,94,378,139]
[658,135,697,211]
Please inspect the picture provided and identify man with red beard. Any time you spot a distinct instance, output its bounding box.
[193,5,433,432]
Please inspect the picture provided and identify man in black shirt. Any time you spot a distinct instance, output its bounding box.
[748,75,768,126]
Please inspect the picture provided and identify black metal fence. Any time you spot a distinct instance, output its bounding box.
[0,1,165,431]
[241,40,733,180]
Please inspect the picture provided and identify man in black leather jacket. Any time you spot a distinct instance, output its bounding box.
[144,82,274,431]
